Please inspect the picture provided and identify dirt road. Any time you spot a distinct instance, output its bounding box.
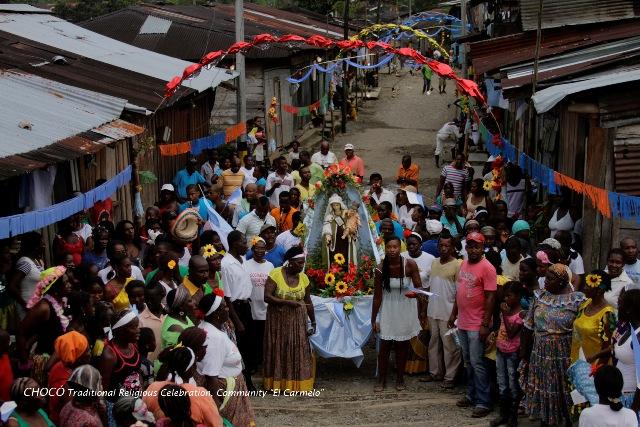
[252,72,494,426]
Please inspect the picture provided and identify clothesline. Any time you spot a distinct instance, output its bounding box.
[283,94,329,116]
[287,54,395,84]
[0,166,133,238]
[158,122,247,157]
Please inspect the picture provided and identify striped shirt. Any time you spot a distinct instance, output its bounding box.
[441,165,469,198]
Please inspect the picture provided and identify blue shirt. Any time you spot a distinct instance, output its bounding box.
[421,239,440,258]
[440,214,465,238]
[246,244,286,267]
[173,168,206,199]
[179,198,209,222]
[375,220,405,240]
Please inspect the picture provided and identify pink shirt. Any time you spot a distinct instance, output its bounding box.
[496,311,523,353]
[455,258,497,331]
[339,155,365,177]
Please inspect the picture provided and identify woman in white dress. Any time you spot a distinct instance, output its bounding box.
[371,236,424,391]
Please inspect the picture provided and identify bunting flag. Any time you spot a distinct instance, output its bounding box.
[164,33,484,104]
[283,94,329,117]
[0,166,132,238]
[475,115,640,220]
[159,122,246,157]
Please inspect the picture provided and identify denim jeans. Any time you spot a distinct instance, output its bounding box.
[496,349,520,401]
[458,329,492,409]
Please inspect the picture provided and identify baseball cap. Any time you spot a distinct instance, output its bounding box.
[427,204,443,213]
[466,232,485,244]
[344,143,354,151]
[260,223,277,233]
[160,184,175,192]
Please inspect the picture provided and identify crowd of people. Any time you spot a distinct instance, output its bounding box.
[0,135,639,427]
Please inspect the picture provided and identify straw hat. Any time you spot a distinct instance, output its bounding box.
[171,209,201,243]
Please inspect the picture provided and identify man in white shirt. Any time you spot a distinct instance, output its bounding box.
[435,119,461,168]
[239,155,256,189]
[365,172,396,213]
[236,196,276,245]
[265,156,294,208]
[200,149,220,185]
[604,248,634,309]
[310,140,338,169]
[275,211,303,252]
[621,237,640,287]
[220,230,256,389]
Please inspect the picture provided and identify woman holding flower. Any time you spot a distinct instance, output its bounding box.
[263,247,315,391]
[371,236,423,391]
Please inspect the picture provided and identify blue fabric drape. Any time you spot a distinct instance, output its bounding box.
[0,165,132,238]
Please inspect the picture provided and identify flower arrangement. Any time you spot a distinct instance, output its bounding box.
[306,255,376,306]
[484,155,505,201]
[316,163,361,194]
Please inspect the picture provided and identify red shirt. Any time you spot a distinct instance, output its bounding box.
[0,354,13,402]
[48,361,72,425]
[339,155,365,177]
[455,258,497,331]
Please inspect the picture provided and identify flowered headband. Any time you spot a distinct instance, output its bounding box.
[26,266,66,309]
[201,244,225,259]
[250,236,265,248]
[585,273,603,289]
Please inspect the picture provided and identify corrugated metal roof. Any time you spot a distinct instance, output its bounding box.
[81,4,343,62]
[500,35,640,89]
[0,70,144,178]
[0,4,49,13]
[532,67,640,113]
[469,18,640,74]
[0,9,236,94]
[520,0,639,31]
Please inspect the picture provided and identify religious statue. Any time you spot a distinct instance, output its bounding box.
[322,194,360,269]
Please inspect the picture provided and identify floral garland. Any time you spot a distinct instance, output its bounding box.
[44,294,70,332]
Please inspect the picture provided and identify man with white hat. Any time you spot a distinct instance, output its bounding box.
[338,143,365,180]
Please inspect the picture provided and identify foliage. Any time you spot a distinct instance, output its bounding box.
[138,170,157,185]
[306,254,376,299]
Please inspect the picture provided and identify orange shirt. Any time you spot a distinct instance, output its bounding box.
[143,381,223,427]
[397,164,420,189]
[271,207,299,232]
[339,155,365,177]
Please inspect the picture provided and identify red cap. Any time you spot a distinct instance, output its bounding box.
[466,232,485,244]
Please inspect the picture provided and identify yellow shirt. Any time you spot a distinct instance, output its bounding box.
[269,267,309,301]
[570,299,616,363]
[296,183,316,201]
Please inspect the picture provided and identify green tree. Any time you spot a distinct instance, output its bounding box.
[54,0,137,22]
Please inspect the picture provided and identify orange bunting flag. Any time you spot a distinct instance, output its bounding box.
[159,142,191,156]
[225,122,247,143]
[554,172,611,218]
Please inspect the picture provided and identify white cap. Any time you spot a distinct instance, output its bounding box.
[426,219,443,234]
[161,183,175,192]
[344,143,354,151]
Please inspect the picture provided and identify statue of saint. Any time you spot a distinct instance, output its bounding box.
[322,194,360,269]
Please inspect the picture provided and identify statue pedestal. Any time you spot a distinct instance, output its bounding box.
[309,295,373,367]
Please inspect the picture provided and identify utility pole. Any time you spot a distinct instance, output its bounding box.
[235,0,246,126]
[461,0,468,78]
[341,0,349,133]
[376,0,381,24]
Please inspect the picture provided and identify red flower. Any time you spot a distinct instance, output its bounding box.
[348,263,357,275]
[362,194,370,203]
[355,176,362,184]
[403,229,412,238]
[363,255,370,262]
[363,272,370,280]
[213,288,225,297]
[330,264,342,274]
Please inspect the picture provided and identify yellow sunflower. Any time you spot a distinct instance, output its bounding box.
[201,244,216,259]
[483,180,492,191]
[585,274,602,288]
[324,273,336,286]
[334,253,346,265]
[167,260,176,270]
[343,301,354,311]
[335,281,348,294]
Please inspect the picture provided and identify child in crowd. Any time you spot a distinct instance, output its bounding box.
[579,365,637,426]
[491,281,524,427]
[126,280,146,316]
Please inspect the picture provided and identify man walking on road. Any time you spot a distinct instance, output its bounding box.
[435,119,461,168]
[448,232,497,418]
[339,144,365,180]
[422,64,433,95]
[311,141,338,169]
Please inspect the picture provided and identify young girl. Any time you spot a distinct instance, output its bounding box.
[579,365,637,426]
[492,281,524,427]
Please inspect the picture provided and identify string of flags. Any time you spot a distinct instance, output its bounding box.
[478,118,640,223]
[165,33,484,105]
[283,94,329,116]
[158,122,247,157]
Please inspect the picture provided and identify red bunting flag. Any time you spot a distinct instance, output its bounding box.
[252,34,277,45]
[165,76,182,98]
[277,34,306,43]
[306,35,334,48]
[227,41,252,54]
[200,50,224,66]
[182,63,202,80]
